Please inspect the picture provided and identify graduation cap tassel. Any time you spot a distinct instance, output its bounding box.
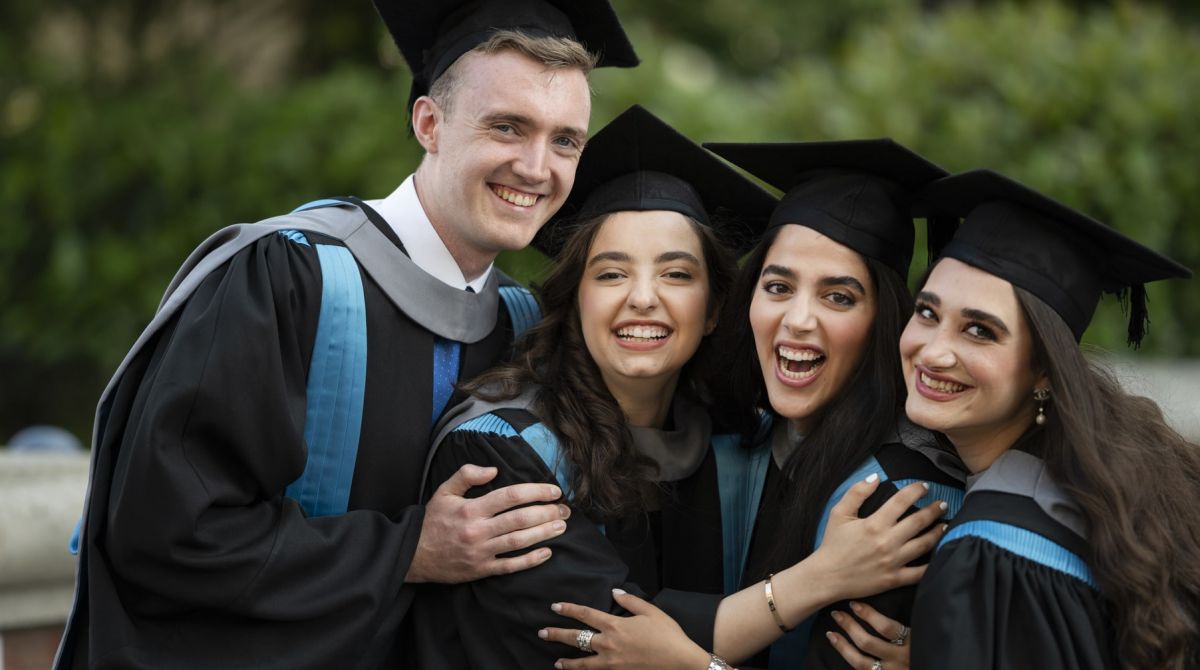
[1126,283,1149,349]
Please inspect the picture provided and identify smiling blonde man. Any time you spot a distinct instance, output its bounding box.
[55,2,636,668]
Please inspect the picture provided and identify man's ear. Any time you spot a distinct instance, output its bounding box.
[411,96,442,154]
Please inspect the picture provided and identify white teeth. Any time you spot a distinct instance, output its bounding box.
[776,345,824,380]
[493,185,539,207]
[921,372,967,393]
[778,345,822,362]
[617,325,669,340]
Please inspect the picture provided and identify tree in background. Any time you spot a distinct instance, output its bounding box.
[2,0,1197,441]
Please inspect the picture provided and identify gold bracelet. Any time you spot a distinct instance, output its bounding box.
[764,573,789,632]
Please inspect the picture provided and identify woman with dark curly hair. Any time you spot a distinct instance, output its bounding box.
[899,169,1199,669]
[413,107,950,669]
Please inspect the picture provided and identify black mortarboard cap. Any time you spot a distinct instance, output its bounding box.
[922,169,1192,347]
[534,105,778,257]
[704,139,948,278]
[374,0,639,111]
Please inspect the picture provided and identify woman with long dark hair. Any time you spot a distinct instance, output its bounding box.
[541,140,966,670]
[900,169,1199,669]
[415,108,950,669]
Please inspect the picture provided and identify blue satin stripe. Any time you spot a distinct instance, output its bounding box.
[893,479,965,518]
[499,286,540,339]
[456,413,518,437]
[712,434,771,595]
[431,337,462,424]
[521,423,571,497]
[813,456,885,550]
[277,229,310,246]
[290,198,350,213]
[521,422,604,535]
[940,519,1098,590]
[285,244,368,517]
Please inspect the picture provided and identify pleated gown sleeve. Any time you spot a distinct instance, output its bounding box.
[909,491,1117,670]
[414,410,722,669]
[84,232,423,668]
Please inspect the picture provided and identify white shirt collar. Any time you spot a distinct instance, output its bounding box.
[365,175,493,292]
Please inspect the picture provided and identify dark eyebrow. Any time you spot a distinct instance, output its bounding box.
[915,291,940,306]
[761,264,796,280]
[819,275,867,294]
[482,112,587,143]
[962,308,1011,335]
[587,251,632,267]
[656,251,701,265]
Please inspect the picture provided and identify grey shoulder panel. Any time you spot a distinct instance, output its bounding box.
[966,449,1088,539]
[341,216,500,343]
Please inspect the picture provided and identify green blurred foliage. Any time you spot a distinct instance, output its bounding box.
[2,0,1198,441]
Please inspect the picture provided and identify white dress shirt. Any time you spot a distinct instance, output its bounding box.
[365,175,493,292]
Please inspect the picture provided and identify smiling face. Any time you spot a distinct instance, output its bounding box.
[412,48,591,269]
[577,211,713,400]
[900,258,1046,470]
[749,225,876,432]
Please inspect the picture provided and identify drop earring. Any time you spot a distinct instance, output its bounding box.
[1034,388,1051,425]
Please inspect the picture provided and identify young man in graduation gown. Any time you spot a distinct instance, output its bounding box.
[54,2,638,668]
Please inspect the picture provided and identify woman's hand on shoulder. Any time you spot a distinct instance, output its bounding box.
[810,475,947,600]
[539,589,713,670]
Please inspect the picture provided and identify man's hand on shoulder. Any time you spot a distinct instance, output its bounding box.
[406,464,570,583]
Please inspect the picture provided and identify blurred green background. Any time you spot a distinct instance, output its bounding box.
[3,0,1198,442]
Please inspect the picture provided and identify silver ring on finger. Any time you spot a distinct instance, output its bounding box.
[890,623,910,646]
[870,660,883,670]
[576,629,596,654]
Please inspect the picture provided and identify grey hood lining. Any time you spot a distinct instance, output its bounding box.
[966,449,1088,539]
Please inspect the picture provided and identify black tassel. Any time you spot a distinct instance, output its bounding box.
[1125,283,1149,349]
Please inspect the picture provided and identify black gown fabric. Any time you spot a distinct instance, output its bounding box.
[911,479,1116,668]
[740,421,967,670]
[60,206,515,669]
[415,404,726,669]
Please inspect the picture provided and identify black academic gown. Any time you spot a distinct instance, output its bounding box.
[414,394,726,669]
[740,419,967,670]
[59,201,516,669]
[910,449,1117,670]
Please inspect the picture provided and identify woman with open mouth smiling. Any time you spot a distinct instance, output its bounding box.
[898,170,1200,669]
[416,108,954,669]
[537,139,965,670]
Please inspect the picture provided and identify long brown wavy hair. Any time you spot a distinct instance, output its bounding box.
[706,224,914,569]
[1015,286,1200,669]
[461,212,737,520]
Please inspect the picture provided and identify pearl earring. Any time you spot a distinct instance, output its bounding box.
[1034,388,1051,425]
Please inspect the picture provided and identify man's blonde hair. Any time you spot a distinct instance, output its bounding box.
[428,30,598,113]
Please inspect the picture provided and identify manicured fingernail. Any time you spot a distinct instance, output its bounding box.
[551,602,562,612]
[939,501,948,512]
[825,631,837,644]
[612,588,626,596]
[849,601,863,613]
[555,662,564,670]
[942,523,949,533]
[831,611,843,622]
[922,481,930,491]
[865,473,879,484]
[558,504,571,518]
[552,520,566,532]
[538,628,548,639]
